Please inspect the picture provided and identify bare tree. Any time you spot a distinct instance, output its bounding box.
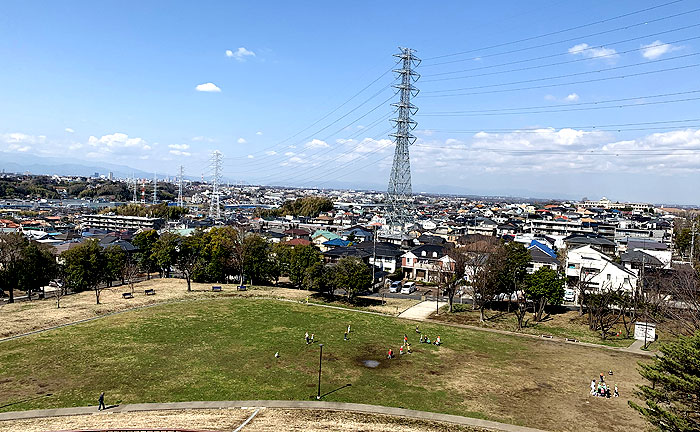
[463,240,504,322]
[434,246,467,313]
[122,255,139,294]
[585,284,625,340]
[663,265,700,336]
[54,282,66,309]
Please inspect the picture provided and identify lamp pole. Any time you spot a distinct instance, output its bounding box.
[316,344,324,400]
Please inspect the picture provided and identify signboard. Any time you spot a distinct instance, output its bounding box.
[634,322,656,341]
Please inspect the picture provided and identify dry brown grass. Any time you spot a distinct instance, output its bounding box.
[0,408,486,432]
[0,279,418,340]
[0,279,309,339]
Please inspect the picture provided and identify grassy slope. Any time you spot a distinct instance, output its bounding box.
[0,298,648,432]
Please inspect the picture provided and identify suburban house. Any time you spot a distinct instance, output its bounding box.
[564,234,617,256]
[401,244,455,282]
[322,246,371,265]
[565,245,638,302]
[527,240,560,274]
[355,241,404,274]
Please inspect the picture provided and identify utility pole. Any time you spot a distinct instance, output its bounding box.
[152,172,157,204]
[386,47,420,233]
[177,165,184,208]
[209,150,223,219]
[372,224,377,288]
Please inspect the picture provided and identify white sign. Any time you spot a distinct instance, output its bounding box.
[634,322,656,341]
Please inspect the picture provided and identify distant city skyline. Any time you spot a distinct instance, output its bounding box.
[1,1,699,204]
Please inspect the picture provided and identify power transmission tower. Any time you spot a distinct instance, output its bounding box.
[177,165,184,208]
[152,172,157,204]
[208,151,223,219]
[385,47,420,233]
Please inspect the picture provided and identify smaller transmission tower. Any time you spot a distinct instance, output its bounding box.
[152,172,157,204]
[208,151,223,219]
[177,165,184,208]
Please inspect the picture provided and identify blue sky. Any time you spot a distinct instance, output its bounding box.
[1,1,700,204]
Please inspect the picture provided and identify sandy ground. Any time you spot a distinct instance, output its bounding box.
[0,408,484,432]
[0,279,418,339]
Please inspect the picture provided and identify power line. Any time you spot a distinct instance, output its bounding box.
[423,0,685,61]
[422,33,700,82]
[419,63,700,98]
[419,89,700,115]
[417,118,700,133]
[421,7,700,69]
[422,52,700,94]
[412,144,700,156]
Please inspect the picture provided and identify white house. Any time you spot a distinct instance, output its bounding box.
[565,245,637,302]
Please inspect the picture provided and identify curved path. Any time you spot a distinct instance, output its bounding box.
[0,400,547,432]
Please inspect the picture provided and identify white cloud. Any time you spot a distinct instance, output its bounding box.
[568,43,618,60]
[544,94,556,101]
[226,47,256,62]
[265,150,277,156]
[565,93,579,102]
[169,150,191,157]
[65,127,75,133]
[191,136,216,142]
[288,156,305,164]
[256,131,263,135]
[247,154,254,159]
[195,82,221,92]
[284,151,295,156]
[305,138,329,149]
[237,138,247,144]
[640,40,681,60]
[168,144,190,150]
[88,132,147,149]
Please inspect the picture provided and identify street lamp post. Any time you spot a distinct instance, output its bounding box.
[316,344,324,400]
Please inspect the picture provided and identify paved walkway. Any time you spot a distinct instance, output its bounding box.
[398,300,446,320]
[0,400,548,432]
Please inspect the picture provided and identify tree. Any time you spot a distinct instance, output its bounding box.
[18,241,57,300]
[175,233,204,292]
[630,332,700,431]
[103,245,127,286]
[242,234,279,284]
[0,232,28,303]
[122,254,139,294]
[524,267,564,322]
[132,229,160,280]
[330,257,372,302]
[303,261,332,296]
[584,287,625,340]
[289,245,322,287]
[193,226,238,283]
[272,243,293,276]
[61,240,107,304]
[497,242,531,304]
[151,232,179,278]
[663,266,700,337]
[435,246,467,313]
[464,239,503,322]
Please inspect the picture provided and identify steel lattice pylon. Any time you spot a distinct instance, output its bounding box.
[386,47,420,232]
[208,150,223,219]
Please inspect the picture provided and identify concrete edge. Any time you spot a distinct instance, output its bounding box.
[0,400,548,432]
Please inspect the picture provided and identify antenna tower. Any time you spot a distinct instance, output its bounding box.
[177,165,184,208]
[386,47,420,232]
[131,174,138,203]
[208,151,223,219]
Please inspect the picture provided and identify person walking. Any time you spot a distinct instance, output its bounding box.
[347,324,351,334]
[98,392,106,411]
[310,333,315,343]
[387,348,393,359]
[590,380,596,396]
[344,331,348,341]
[305,331,310,344]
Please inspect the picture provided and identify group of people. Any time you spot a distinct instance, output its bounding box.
[388,330,442,359]
[304,331,315,344]
[590,370,619,399]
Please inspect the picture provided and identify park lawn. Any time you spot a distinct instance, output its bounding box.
[0,298,649,432]
[430,305,636,348]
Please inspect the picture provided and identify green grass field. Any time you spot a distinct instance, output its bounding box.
[0,298,649,432]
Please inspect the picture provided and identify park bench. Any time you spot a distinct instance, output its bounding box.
[212,286,222,292]
[540,334,553,339]
[566,338,579,342]
[122,292,134,299]
[144,289,156,296]
[237,285,247,291]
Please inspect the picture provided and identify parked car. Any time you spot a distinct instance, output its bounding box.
[389,280,402,293]
[564,289,576,302]
[401,281,416,295]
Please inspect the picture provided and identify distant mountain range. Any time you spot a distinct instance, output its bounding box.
[0,152,157,179]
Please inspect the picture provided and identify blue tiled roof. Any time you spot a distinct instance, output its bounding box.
[529,240,556,258]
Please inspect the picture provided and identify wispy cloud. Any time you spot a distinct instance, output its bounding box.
[64,127,75,133]
[565,93,579,102]
[168,144,190,150]
[169,150,191,157]
[226,47,256,62]
[237,138,247,144]
[305,138,329,149]
[568,43,618,61]
[640,40,682,60]
[195,82,221,92]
